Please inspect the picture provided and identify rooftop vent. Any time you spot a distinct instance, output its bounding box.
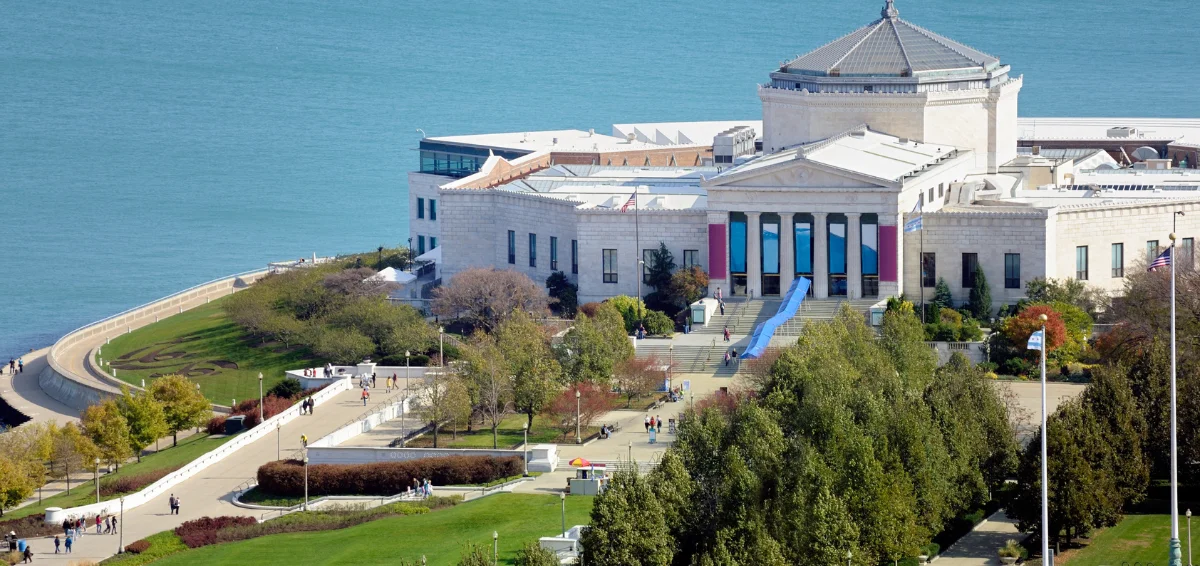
[1108,127,1138,138]
[898,137,909,144]
[1032,146,1041,156]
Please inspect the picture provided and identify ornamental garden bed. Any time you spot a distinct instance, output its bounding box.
[255,455,522,498]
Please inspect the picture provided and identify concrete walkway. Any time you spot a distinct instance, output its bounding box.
[937,510,1021,566]
[17,386,398,565]
[0,347,79,426]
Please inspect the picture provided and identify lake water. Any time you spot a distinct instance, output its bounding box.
[2,0,1197,355]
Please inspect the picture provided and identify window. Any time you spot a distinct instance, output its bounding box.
[430,237,437,250]
[1112,243,1124,278]
[571,240,578,275]
[961,253,978,288]
[938,183,944,198]
[1076,246,1089,280]
[429,199,437,221]
[1004,253,1020,289]
[507,231,516,264]
[529,233,537,267]
[1184,238,1195,271]
[603,249,618,283]
[1147,240,1160,263]
[683,250,699,269]
[550,237,559,270]
[416,198,425,219]
[921,253,936,288]
[928,188,934,203]
[643,249,654,284]
[417,235,426,255]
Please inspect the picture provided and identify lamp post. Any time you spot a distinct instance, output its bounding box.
[439,326,444,367]
[303,454,310,512]
[522,421,529,476]
[575,389,581,444]
[669,343,674,391]
[560,491,566,535]
[493,531,499,566]
[1038,313,1050,566]
[118,496,125,554]
[404,351,411,447]
[1188,508,1193,566]
[258,372,264,424]
[94,457,100,504]
[1171,218,1185,566]
[276,423,281,461]
[847,549,852,566]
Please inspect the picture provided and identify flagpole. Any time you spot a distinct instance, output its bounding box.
[1171,232,1182,566]
[1039,314,1050,565]
[634,188,643,325]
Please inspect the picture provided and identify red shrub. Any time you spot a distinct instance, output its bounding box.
[174,516,258,549]
[230,395,297,429]
[125,540,151,554]
[206,416,227,435]
[256,456,522,497]
[99,467,180,496]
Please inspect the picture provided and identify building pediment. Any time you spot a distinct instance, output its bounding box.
[707,156,896,191]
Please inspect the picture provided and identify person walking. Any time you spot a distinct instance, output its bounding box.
[361,388,370,406]
[716,287,722,301]
[17,359,22,373]
[174,495,181,515]
[723,326,730,342]
[169,494,178,515]
[7,359,13,374]
[644,415,650,432]
[103,516,110,534]
[94,515,101,534]
[719,301,725,316]
[111,516,117,535]
[307,397,315,415]
[61,520,69,538]
[22,544,32,563]
[53,536,60,554]
[64,534,72,554]
[301,435,308,448]
[724,351,730,367]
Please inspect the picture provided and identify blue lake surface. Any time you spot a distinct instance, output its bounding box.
[1,0,1197,355]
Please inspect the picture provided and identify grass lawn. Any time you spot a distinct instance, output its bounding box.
[406,414,600,449]
[6,433,234,520]
[100,299,322,404]
[1055,513,1178,566]
[149,493,593,566]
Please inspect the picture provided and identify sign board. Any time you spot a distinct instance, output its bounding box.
[681,380,691,391]
[904,215,923,233]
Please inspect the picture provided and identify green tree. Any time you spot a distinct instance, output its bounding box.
[148,374,212,446]
[581,469,674,566]
[559,303,634,385]
[670,265,710,309]
[47,422,98,495]
[496,310,562,429]
[0,454,40,516]
[460,333,514,449]
[81,399,134,468]
[968,265,993,320]
[606,295,645,334]
[642,310,674,336]
[931,277,953,312]
[1024,277,1107,318]
[311,326,376,364]
[645,242,676,293]
[118,386,168,462]
[545,271,578,318]
[514,541,559,566]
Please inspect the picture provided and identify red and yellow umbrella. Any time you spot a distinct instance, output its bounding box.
[568,457,591,467]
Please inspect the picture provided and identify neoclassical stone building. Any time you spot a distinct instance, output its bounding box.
[411,1,1200,312]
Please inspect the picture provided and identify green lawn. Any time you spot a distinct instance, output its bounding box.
[1056,513,1179,566]
[7,433,234,519]
[100,299,322,404]
[149,493,593,565]
[406,414,599,449]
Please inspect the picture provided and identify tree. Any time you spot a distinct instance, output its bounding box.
[414,372,472,448]
[118,386,168,462]
[329,297,433,361]
[559,303,634,385]
[645,242,676,293]
[968,264,993,320]
[606,295,646,334]
[670,266,710,309]
[642,310,674,336]
[545,272,578,318]
[456,542,493,566]
[0,454,40,517]
[0,422,53,515]
[544,384,617,441]
[47,422,98,495]
[432,268,550,333]
[581,469,674,566]
[149,374,212,446]
[1025,277,1107,318]
[496,310,561,429]
[322,267,394,298]
[81,399,134,468]
[514,541,559,566]
[614,356,666,408]
[931,277,953,312]
[460,334,515,449]
[311,326,376,364]
[261,312,308,349]
[1000,305,1068,356]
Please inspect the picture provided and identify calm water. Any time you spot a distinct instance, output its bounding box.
[1,0,1196,355]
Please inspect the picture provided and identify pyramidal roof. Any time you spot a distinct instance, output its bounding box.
[783,0,1000,78]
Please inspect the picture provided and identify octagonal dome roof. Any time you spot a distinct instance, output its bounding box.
[783,0,1000,79]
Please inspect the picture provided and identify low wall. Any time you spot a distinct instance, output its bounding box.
[40,269,268,412]
[43,376,352,524]
[307,444,559,472]
[926,341,987,366]
[309,395,411,448]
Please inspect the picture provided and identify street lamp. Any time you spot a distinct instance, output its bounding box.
[493,531,499,566]
[847,550,852,566]
[303,455,310,512]
[404,350,411,447]
[669,344,674,390]
[560,491,566,535]
[1038,313,1050,566]
[118,496,125,554]
[276,423,281,461]
[575,389,581,444]
[438,326,444,367]
[258,372,264,423]
[522,421,529,476]
[1188,508,1193,566]
[94,457,100,504]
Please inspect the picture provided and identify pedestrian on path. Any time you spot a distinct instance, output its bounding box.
[361,388,370,406]
[111,516,117,535]
[719,301,725,316]
[723,326,730,342]
[724,351,730,367]
[22,545,32,563]
[7,359,13,374]
[169,494,178,515]
[103,515,111,534]
[64,535,72,554]
[17,359,23,373]
[94,515,101,534]
[60,520,69,537]
[644,415,650,432]
[53,536,60,554]
[716,287,722,301]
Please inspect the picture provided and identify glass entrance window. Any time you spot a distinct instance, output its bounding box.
[762,214,781,296]
[730,213,747,295]
[860,215,878,297]
[794,215,814,297]
[828,214,847,296]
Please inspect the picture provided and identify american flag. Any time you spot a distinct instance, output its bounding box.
[1149,247,1172,272]
[619,192,637,212]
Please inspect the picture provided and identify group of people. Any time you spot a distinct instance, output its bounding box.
[168,493,182,515]
[5,531,34,563]
[406,477,433,498]
[724,349,739,366]
[384,374,402,393]
[5,357,22,375]
[299,396,316,415]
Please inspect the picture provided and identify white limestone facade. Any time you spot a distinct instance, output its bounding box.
[408,172,445,256]
[575,210,708,304]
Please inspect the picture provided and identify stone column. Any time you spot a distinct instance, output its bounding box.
[846,213,862,299]
[746,212,762,298]
[813,212,829,299]
[780,213,796,295]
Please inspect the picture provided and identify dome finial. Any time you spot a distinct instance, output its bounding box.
[882,0,899,18]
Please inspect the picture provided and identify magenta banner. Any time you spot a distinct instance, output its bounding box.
[708,223,727,279]
[879,225,897,282]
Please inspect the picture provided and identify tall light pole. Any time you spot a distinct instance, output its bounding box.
[522,421,529,476]
[1037,313,1050,564]
[94,457,100,504]
[575,389,581,444]
[276,423,281,461]
[560,491,566,534]
[669,343,674,391]
[303,454,310,512]
[847,549,852,566]
[404,351,411,447]
[439,326,444,367]
[118,496,124,554]
[1188,508,1193,566]
[258,372,264,424]
[493,530,499,566]
[1171,226,1183,566]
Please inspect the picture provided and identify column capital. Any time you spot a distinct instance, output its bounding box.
[845,212,862,220]
[745,211,762,218]
[812,211,829,219]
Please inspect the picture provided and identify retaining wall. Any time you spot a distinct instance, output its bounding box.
[40,270,268,412]
[306,444,559,472]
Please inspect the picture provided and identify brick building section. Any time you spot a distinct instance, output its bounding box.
[1019,138,1200,167]
[450,146,713,190]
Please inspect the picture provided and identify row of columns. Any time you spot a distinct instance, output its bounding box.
[740,211,865,300]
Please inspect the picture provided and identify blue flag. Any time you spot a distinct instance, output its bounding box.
[1027,329,1044,351]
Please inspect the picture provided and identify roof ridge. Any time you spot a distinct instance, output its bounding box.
[888,18,914,77]
[897,18,998,66]
[782,21,877,70]
[828,19,887,73]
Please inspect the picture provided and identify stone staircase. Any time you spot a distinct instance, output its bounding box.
[774,298,882,336]
[633,342,715,373]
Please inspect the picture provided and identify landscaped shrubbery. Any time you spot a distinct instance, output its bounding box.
[642,310,675,336]
[103,530,188,565]
[124,539,152,554]
[256,456,522,497]
[0,514,60,539]
[99,467,179,496]
[175,516,258,548]
[205,384,328,433]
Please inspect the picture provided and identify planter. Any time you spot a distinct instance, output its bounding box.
[918,555,929,564]
[999,556,1017,565]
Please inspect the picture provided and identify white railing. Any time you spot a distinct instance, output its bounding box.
[44,376,352,524]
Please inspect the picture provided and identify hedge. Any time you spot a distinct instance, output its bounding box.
[99,467,180,496]
[0,514,61,539]
[256,456,523,497]
[124,540,151,554]
[175,516,257,548]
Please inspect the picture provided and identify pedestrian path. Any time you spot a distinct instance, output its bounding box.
[936,510,1021,566]
[19,385,398,565]
[0,348,78,426]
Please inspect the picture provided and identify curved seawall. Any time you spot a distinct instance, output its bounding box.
[40,269,268,412]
